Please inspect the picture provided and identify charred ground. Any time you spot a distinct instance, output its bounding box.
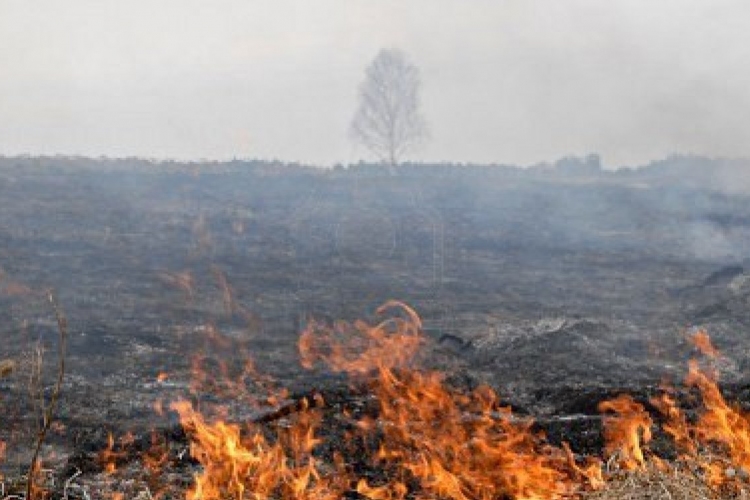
[1,155,750,494]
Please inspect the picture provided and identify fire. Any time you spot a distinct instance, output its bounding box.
[166,301,604,499]
[100,432,132,474]
[651,331,750,489]
[142,431,170,484]
[684,361,750,483]
[298,301,424,375]
[100,432,118,474]
[170,398,346,500]
[358,367,595,500]
[89,301,750,499]
[299,302,602,499]
[598,394,653,471]
[690,329,719,358]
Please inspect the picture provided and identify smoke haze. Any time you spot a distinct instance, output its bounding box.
[0,0,749,166]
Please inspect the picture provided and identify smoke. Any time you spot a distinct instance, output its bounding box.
[1,1,750,165]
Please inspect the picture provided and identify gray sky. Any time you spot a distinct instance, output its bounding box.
[1,0,749,167]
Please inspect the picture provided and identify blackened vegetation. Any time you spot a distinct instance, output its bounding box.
[52,377,750,499]
[0,155,750,495]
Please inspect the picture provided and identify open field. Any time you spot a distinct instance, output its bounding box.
[1,156,750,498]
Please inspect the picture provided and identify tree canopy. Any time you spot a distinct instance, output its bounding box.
[350,48,428,169]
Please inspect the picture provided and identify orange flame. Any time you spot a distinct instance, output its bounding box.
[300,302,603,499]
[170,399,346,500]
[142,431,170,473]
[154,301,750,498]
[648,331,750,490]
[366,367,595,499]
[650,387,697,459]
[99,432,132,475]
[100,432,119,474]
[690,329,719,358]
[598,394,653,471]
[298,301,423,375]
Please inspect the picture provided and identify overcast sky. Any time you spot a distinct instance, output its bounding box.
[0,0,749,167]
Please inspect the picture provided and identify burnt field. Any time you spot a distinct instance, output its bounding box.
[1,156,750,498]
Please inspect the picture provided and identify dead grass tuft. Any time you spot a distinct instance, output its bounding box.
[586,466,726,500]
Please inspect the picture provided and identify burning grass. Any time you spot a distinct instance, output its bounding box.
[3,303,750,499]
[153,305,750,499]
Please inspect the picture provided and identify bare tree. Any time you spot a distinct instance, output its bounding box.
[350,48,428,169]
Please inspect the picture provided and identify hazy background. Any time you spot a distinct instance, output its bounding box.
[0,0,748,167]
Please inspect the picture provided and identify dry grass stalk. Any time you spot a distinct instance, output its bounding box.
[24,291,67,500]
[586,466,721,500]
